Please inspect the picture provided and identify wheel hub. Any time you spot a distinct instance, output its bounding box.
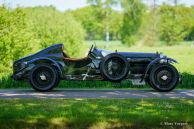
[161,75,168,81]
[107,60,122,76]
[40,74,47,81]
[156,69,173,87]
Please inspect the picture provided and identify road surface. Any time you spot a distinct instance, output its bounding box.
[0,89,193,98]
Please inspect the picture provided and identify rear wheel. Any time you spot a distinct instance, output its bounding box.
[29,64,59,92]
[149,63,179,92]
[100,53,129,82]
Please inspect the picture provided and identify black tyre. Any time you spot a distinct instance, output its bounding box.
[146,79,153,88]
[29,64,59,92]
[149,63,179,92]
[100,53,129,82]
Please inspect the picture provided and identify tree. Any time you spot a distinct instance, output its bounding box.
[140,0,160,46]
[157,5,193,45]
[25,6,85,57]
[70,6,100,40]
[186,6,194,41]
[71,5,123,41]
[108,11,123,40]
[0,6,36,70]
[120,0,145,46]
[87,0,118,47]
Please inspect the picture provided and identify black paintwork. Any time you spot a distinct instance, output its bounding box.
[12,43,177,81]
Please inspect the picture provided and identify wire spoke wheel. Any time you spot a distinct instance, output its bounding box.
[104,57,125,78]
[30,64,58,92]
[100,53,129,82]
[149,64,179,92]
[33,67,53,87]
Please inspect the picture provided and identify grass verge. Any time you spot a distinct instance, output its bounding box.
[0,99,194,129]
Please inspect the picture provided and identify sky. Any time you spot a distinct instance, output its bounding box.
[0,0,194,12]
[0,0,89,11]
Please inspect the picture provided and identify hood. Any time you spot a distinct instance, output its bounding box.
[118,52,159,58]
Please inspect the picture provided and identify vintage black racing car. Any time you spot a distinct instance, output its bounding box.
[12,44,180,92]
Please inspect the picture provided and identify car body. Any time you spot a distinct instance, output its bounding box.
[12,44,181,92]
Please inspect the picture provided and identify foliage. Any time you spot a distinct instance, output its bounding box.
[188,27,194,41]
[140,9,160,46]
[70,3,194,45]
[186,6,194,41]
[157,5,194,45]
[70,0,122,40]
[70,6,101,40]
[25,6,85,57]
[0,6,36,68]
[107,11,123,40]
[120,0,145,46]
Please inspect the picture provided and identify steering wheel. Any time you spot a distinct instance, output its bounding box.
[88,43,95,56]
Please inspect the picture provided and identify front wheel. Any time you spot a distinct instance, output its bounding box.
[29,64,59,92]
[149,63,179,92]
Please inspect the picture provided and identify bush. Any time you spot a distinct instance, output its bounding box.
[25,6,85,57]
[0,6,37,69]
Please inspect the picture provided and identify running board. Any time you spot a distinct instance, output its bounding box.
[62,74,147,81]
[63,75,103,80]
[126,74,148,79]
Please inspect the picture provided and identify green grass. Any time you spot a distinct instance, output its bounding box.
[0,99,194,129]
[0,40,194,89]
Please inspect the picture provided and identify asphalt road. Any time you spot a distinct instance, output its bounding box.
[0,89,194,98]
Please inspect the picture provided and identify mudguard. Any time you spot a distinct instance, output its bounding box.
[27,57,64,78]
[142,57,178,81]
